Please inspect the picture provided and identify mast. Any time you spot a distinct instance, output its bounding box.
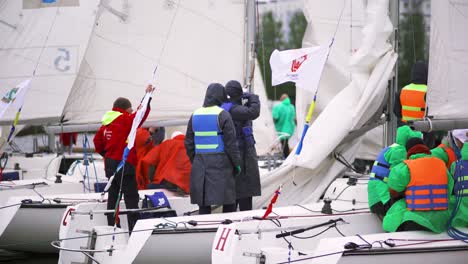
[384,0,399,146]
[244,0,256,93]
[410,0,468,132]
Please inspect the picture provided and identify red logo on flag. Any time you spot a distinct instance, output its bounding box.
[291,54,308,72]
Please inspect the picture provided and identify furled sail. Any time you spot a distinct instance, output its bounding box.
[256,0,397,207]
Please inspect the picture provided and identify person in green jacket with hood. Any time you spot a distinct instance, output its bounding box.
[272,93,296,158]
[383,138,454,233]
[367,126,422,217]
[448,129,468,228]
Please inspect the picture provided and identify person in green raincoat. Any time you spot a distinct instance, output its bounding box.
[367,126,423,217]
[448,129,468,227]
[383,138,454,233]
[272,94,296,158]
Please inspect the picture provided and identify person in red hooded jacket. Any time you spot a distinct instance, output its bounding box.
[138,131,191,193]
[134,128,155,190]
[94,85,153,232]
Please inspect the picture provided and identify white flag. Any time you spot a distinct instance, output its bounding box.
[126,91,152,150]
[0,79,31,119]
[270,46,329,92]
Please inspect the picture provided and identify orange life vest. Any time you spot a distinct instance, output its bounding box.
[400,83,427,122]
[404,157,448,211]
[437,143,457,169]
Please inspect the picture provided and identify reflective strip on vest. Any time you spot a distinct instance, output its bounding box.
[370,146,391,182]
[454,160,468,197]
[192,106,224,154]
[404,157,448,211]
[400,84,427,122]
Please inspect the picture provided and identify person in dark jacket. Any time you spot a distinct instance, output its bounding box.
[149,126,165,145]
[394,61,438,148]
[221,80,261,211]
[394,61,428,122]
[94,85,153,231]
[185,83,241,214]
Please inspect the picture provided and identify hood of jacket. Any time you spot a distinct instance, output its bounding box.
[281,97,291,106]
[411,61,428,85]
[396,125,423,146]
[203,83,227,107]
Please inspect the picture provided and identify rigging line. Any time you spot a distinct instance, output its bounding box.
[0,202,22,210]
[1,226,162,249]
[156,0,181,68]
[177,3,242,38]
[269,218,295,250]
[334,225,346,237]
[451,2,468,19]
[331,0,347,45]
[276,249,345,264]
[258,4,268,100]
[32,6,61,76]
[410,10,416,62]
[294,204,321,213]
[291,225,334,239]
[93,32,157,63]
[333,185,351,200]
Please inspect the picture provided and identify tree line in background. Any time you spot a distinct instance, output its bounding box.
[256,10,307,103]
[398,10,427,89]
[257,6,429,102]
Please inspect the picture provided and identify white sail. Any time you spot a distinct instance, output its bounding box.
[255,0,396,207]
[426,0,468,120]
[0,0,99,124]
[61,0,276,154]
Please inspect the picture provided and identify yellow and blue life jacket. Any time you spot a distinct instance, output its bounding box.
[192,106,224,154]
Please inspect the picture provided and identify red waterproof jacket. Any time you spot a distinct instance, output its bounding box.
[138,135,191,193]
[94,106,150,166]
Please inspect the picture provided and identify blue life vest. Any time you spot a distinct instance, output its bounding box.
[454,160,468,197]
[192,106,225,154]
[370,146,392,182]
[221,102,233,112]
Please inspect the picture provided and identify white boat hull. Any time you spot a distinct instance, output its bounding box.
[0,189,194,253]
[0,203,69,253]
[212,213,382,264]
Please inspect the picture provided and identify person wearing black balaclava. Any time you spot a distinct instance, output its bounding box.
[185,83,241,214]
[221,80,261,211]
[394,61,437,148]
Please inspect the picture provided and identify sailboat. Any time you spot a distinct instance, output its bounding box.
[214,1,468,263]
[1,0,276,255]
[0,0,109,196]
[55,0,468,263]
[54,0,392,263]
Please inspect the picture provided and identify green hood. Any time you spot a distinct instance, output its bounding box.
[101,111,123,125]
[282,97,291,105]
[395,125,422,146]
[272,97,296,138]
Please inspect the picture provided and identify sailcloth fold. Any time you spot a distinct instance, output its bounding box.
[270,46,329,92]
